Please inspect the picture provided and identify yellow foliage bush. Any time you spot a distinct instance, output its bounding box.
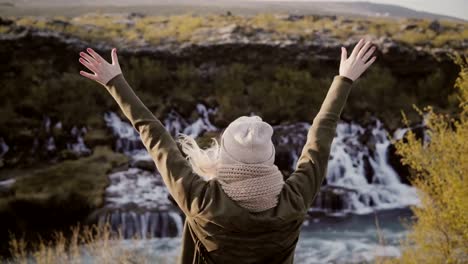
[389,54,468,263]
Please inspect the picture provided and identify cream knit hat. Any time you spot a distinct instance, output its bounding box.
[216,116,285,212]
[220,116,275,165]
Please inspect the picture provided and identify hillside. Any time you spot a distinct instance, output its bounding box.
[0,1,465,21]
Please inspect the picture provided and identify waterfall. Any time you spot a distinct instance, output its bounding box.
[103,105,421,224]
[96,168,184,238]
[99,104,219,238]
[164,104,217,137]
[26,116,91,156]
[103,112,142,154]
[311,118,419,215]
[106,168,172,210]
[98,210,184,239]
[67,126,91,155]
[103,103,218,164]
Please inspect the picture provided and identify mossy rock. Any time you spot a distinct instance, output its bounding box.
[0,146,128,257]
[57,149,82,160]
[83,128,114,148]
[131,158,156,171]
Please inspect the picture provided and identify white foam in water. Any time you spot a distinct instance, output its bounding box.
[0,178,15,188]
[46,136,56,152]
[103,111,142,156]
[106,168,172,210]
[164,103,217,137]
[101,106,220,241]
[295,237,401,264]
[393,127,409,140]
[325,119,420,215]
[104,104,218,162]
[54,121,62,130]
[0,137,9,157]
[68,126,91,155]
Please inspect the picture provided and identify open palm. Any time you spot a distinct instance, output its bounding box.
[339,38,377,81]
[79,47,122,86]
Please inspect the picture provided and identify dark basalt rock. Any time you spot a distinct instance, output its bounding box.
[0,17,13,26]
[387,143,411,185]
[429,20,443,33]
[274,145,295,173]
[131,158,156,171]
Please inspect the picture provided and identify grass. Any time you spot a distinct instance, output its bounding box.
[4,222,159,264]
[10,146,127,209]
[3,12,467,48]
[0,146,128,257]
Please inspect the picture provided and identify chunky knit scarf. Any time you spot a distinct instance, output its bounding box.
[216,163,285,212]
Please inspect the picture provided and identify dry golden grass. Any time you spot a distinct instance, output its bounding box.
[4,222,155,264]
[6,12,468,48]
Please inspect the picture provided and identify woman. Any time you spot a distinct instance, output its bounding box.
[79,38,376,264]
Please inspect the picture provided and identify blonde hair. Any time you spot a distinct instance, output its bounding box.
[176,133,220,181]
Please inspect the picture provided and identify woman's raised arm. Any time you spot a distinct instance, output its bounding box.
[78,48,209,217]
[285,39,377,211]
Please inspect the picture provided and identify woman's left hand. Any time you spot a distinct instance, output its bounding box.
[79,47,122,86]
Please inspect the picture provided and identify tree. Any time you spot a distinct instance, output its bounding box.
[390,54,468,263]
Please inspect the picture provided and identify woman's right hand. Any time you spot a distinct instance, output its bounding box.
[79,47,122,86]
[339,38,377,81]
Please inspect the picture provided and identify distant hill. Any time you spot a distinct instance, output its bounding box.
[1,0,465,22]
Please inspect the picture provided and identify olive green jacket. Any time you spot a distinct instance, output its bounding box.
[104,74,353,264]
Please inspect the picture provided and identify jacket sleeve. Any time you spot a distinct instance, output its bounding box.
[103,73,209,217]
[285,75,353,210]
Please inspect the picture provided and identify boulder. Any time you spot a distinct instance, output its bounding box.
[400,23,418,31]
[428,20,442,33]
[131,158,156,171]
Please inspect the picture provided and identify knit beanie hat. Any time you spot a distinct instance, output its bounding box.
[216,116,285,212]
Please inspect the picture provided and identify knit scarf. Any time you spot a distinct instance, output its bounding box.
[216,163,285,212]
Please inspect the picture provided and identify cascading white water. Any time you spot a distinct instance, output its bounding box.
[106,168,172,210]
[323,119,419,215]
[164,104,218,137]
[103,103,218,164]
[68,126,91,155]
[104,105,420,217]
[272,118,420,216]
[27,117,91,156]
[99,104,220,239]
[96,167,184,238]
[98,210,184,239]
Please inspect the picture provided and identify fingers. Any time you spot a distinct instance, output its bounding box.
[79,70,98,81]
[357,41,373,60]
[111,48,119,65]
[364,56,377,68]
[350,38,365,58]
[87,48,107,64]
[79,57,99,73]
[340,47,347,64]
[79,51,98,65]
[361,45,376,62]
